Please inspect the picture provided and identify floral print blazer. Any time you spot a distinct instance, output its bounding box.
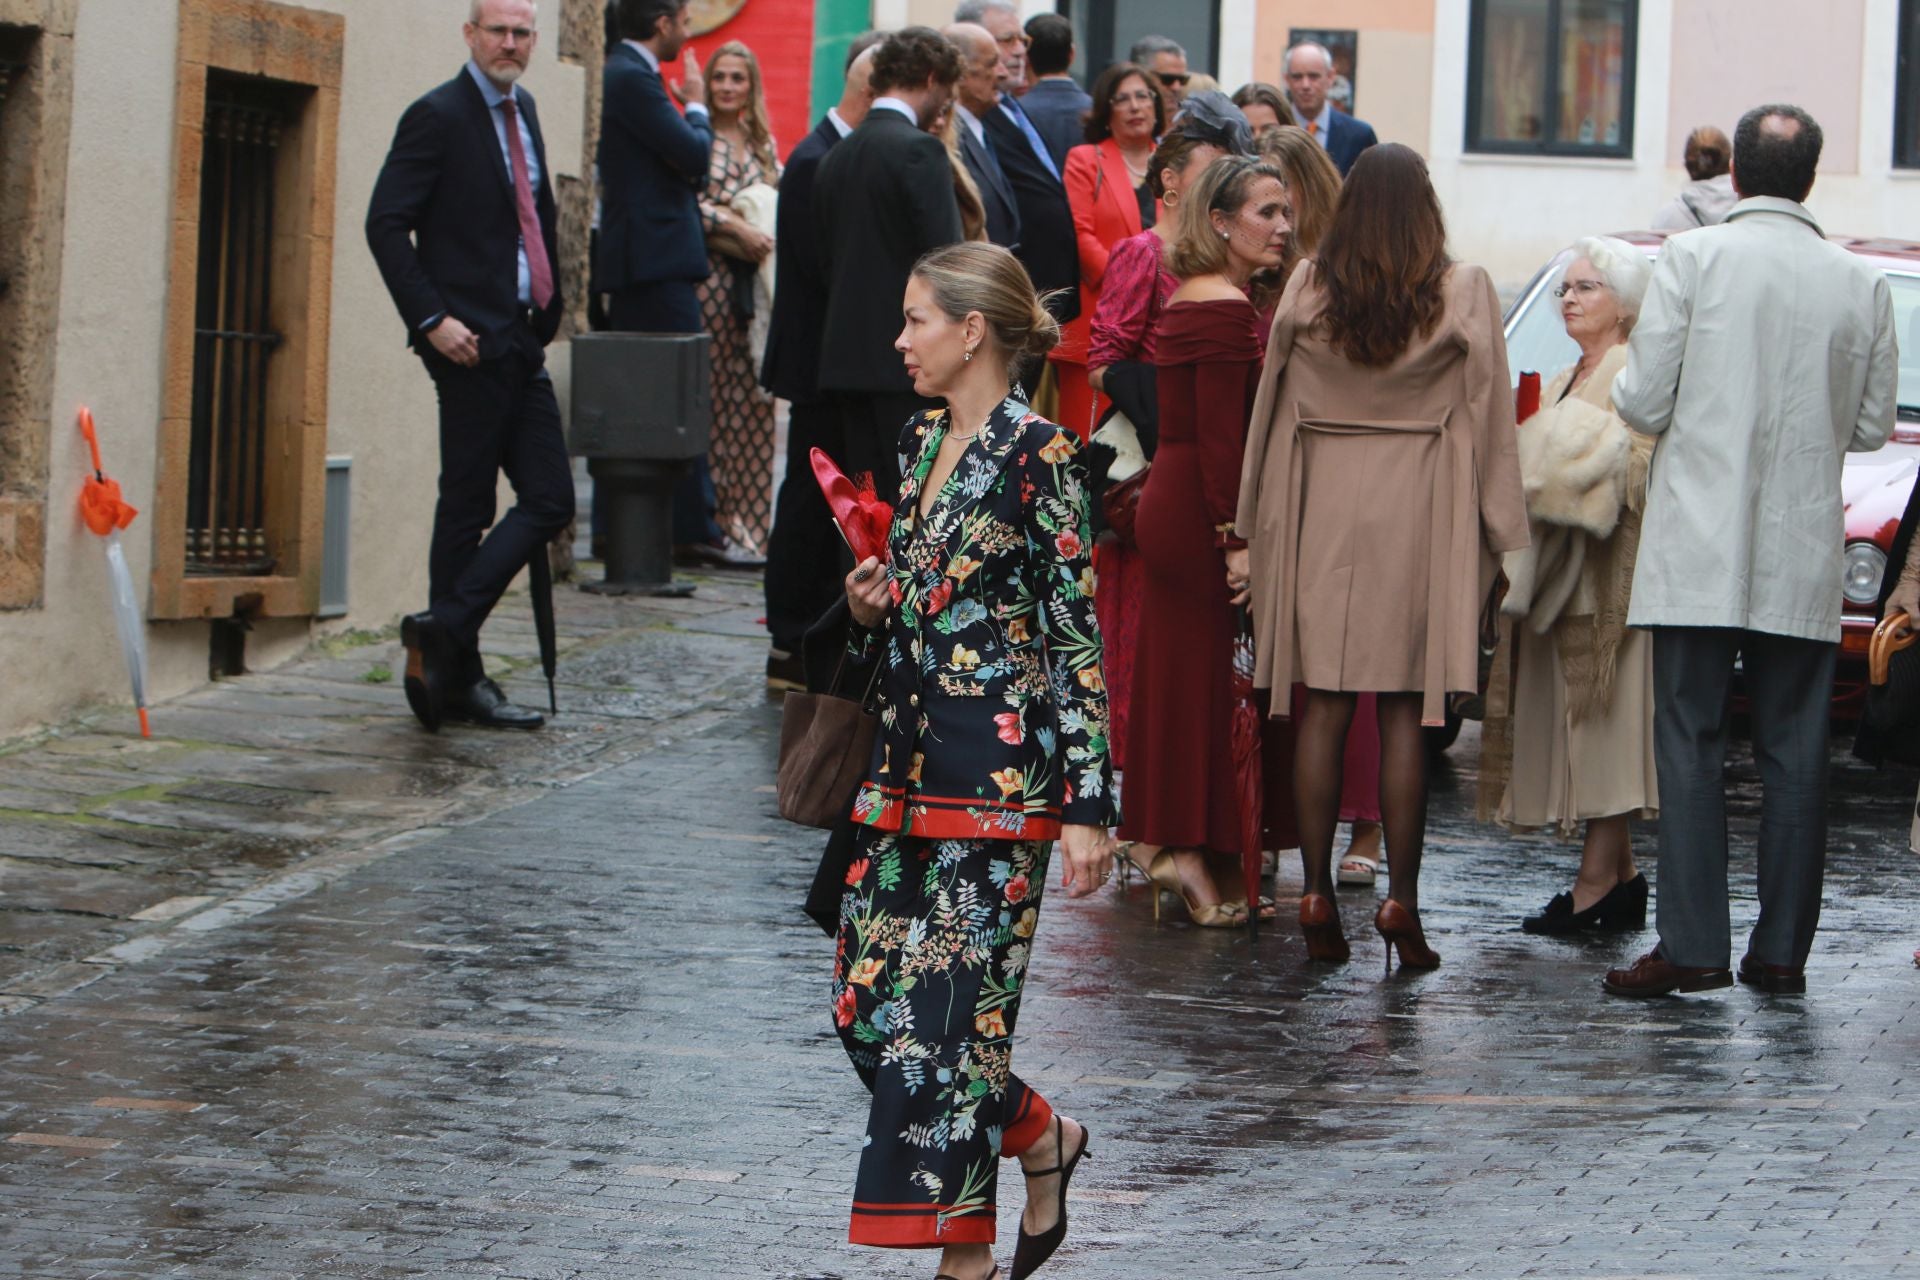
[847,398,1117,841]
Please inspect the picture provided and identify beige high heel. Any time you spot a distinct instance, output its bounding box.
[1144,849,1247,927]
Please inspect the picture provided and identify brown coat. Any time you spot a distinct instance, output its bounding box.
[1236,261,1530,726]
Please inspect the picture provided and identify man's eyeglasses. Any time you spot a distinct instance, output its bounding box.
[478,23,535,42]
[1112,90,1157,107]
[995,32,1031,49]
[1552,280,1608,299]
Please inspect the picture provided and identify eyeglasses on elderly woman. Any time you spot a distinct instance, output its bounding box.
[1552,280,1609,299]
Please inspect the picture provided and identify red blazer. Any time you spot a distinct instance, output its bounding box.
[1057,141,1146,365]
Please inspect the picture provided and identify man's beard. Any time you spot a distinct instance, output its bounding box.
[490,59,526,85]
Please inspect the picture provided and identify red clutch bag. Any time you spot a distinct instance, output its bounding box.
[1516,370,1542,424]
[810,448,892,564]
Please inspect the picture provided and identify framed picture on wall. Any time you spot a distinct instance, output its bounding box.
[1288,27,1359,114]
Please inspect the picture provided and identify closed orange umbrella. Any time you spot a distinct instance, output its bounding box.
[77,407,150,738]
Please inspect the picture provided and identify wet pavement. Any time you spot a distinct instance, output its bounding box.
[2,574,1918,1278]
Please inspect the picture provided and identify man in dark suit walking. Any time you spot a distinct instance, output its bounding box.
[759,37,879,688]
[1285,40,1378,177]
[596,0,726,557]
[366,0,570,733]
[814,27,965,502]
[1012,13,1090,173]
[945,24,1022,251]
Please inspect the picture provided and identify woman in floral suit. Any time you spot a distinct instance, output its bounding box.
[835,242,1117,1280]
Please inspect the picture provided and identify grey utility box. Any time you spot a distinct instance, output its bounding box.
[569,332,713,596]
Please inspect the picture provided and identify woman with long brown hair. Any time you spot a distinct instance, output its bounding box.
[1256,125,1340,276]
[696,40,781,562]
[1236,144,1528,969]
[1256,122,1387,889]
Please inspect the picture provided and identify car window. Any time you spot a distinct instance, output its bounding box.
[1888,272,1920,415]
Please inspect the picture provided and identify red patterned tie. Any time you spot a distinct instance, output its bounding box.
[499,98,555,310]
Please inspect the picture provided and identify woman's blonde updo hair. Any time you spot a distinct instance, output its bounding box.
[910,242,1062,380]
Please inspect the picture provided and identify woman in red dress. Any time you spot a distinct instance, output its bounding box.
[1057,62,1163,440]
[1117,155,1292,925]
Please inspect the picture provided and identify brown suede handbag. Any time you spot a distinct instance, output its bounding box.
[776,655,883,829]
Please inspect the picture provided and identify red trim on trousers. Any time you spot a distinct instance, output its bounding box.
[850,1202,997,1248]
[1002,1086,1055,1159]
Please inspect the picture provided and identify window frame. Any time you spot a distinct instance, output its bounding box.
[1464,0,1639,159]
[1897,0,1920,168]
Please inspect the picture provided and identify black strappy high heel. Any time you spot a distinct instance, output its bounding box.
[1009,1116,1091,1280]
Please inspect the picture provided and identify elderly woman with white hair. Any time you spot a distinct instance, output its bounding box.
[1481,236,1661,936]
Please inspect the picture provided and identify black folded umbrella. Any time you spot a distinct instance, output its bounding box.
[528,542,558,715]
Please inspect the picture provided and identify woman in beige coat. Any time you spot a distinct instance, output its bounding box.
[1234,144,1529,970]
[1480,237,1659,936]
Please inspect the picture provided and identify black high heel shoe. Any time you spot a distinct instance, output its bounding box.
[1009,1116,1090,1280]
[1521,873,1648,936]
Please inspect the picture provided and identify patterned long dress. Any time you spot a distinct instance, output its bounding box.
[696,134,778,558]
[832,400,1116,1249]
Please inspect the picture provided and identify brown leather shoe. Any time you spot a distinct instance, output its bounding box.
[1736,953,1806,994]
[1602,947,1733,997]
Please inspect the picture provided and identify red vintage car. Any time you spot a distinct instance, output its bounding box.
[1501,231,1920,715]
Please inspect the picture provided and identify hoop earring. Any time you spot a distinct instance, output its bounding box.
[1163,191,1179,208]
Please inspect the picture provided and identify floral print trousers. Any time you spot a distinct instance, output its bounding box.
[833,830,1056,1247]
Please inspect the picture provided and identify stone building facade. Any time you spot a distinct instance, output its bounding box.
[0,0,598,737]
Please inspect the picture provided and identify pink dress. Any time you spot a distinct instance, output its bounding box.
[1087,232,1175,773]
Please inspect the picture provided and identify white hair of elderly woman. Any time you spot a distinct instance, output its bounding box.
[1565,235,1653,323]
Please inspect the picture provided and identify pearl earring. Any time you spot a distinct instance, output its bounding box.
[964,349,974,362]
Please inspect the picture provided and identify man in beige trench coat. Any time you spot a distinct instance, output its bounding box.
[1603,104,1898,998]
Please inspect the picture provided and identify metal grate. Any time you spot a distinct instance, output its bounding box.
[186,77,288,576]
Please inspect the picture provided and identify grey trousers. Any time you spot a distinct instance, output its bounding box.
[1650,627,1838,970]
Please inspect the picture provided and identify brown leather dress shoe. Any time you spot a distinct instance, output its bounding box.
[1737,953,1807,994]
[1602,946,1733,997]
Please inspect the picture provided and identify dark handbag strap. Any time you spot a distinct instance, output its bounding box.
[830,644,886,714]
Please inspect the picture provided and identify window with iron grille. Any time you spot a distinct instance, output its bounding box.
[1898,1,1920,167]
[187,72,296,576]
[1465,0,1638,158]
[0,28,33,310]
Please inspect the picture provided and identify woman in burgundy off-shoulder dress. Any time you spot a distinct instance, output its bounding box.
[1117,155,1294,924]
[1087,130,1228,777]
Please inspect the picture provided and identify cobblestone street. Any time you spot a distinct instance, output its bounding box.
[2,573,1918,1278]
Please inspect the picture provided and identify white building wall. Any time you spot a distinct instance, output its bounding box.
[1213,0,1920,289]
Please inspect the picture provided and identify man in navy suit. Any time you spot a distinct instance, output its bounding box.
[759,37,880,687]
[1286,40,1378,177]
[945,24,1022,250]
[1015,13,1092,173]
[596,0,726,555]
[366,0,570,733]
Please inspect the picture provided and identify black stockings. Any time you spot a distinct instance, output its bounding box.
[1294,690,1429,910]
